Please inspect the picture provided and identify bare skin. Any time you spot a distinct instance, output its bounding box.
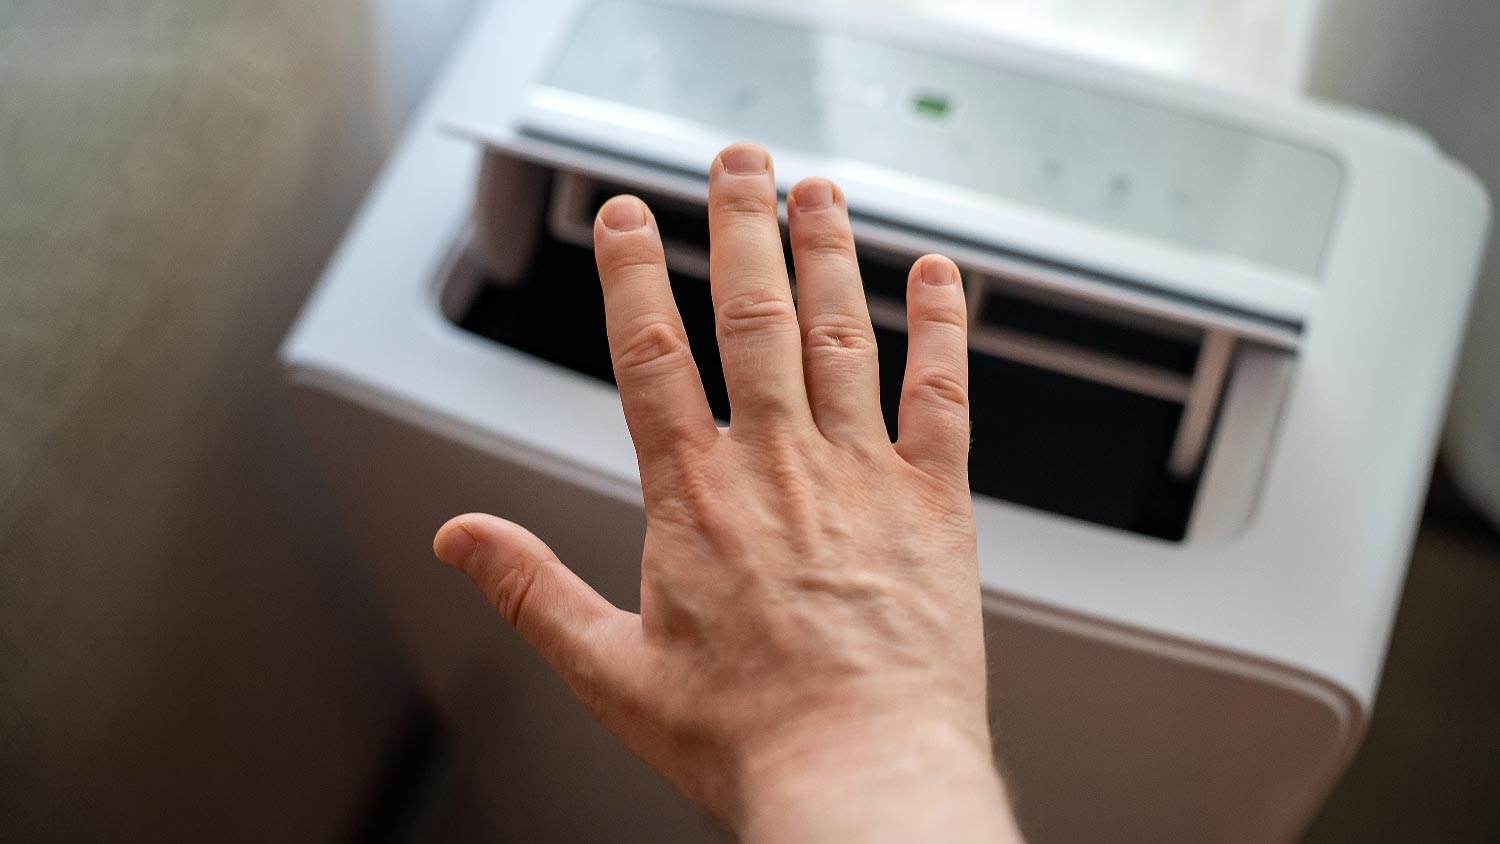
[433,142,1024,843]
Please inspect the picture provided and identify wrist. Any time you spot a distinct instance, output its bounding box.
[734,713,1021,843]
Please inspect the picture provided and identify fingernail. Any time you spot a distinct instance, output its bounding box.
[920,257,959,286]
[433,522,477,567]
[720,143,769,175]
[599,196,646,231]
[792,180,834,210]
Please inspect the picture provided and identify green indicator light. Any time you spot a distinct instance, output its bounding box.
[913,93,951,119]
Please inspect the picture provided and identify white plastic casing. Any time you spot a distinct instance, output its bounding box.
[281,1,1491,842]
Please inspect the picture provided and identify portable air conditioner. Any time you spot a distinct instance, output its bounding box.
[281,1,1491,841]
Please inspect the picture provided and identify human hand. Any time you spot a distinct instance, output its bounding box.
[434,142,1021,842]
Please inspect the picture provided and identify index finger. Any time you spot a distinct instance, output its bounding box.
[594,195,719,473]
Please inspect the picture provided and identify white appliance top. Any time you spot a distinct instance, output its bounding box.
[539,1,1343,278]
[437,0,1413,332]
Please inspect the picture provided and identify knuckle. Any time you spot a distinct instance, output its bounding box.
[794,225,855,260]
[908,365,970,409]
[488,564,536,628]
[716,188,779,221]
[614,316,693,378]
[666,462,723,525]
[803,312,876,354]
[598,238,664,278]
[716,290,798,334]
[736,430,810,487]
[650,461,745,547]
[915,303,967,333]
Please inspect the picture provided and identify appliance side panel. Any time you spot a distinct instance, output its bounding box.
[289,383,731,844]
[291,380,1358,844]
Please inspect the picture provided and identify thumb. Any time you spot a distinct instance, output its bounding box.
[434,513,630,683]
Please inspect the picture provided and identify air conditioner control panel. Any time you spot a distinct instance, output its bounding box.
[537,0,1343,278]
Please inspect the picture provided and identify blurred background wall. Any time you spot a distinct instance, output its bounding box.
[1306,0,1500,533]
[0,1,474,840]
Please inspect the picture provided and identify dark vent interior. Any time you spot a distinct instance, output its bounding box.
[454,177,1205,539]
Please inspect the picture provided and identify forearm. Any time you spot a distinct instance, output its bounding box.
[737,718,1025,844]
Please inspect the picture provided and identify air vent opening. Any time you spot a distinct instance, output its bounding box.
[456,163,1270,541]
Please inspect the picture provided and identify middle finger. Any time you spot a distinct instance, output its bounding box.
[707,143,812,432]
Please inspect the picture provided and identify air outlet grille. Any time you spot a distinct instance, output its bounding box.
[546,170,1235,482]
